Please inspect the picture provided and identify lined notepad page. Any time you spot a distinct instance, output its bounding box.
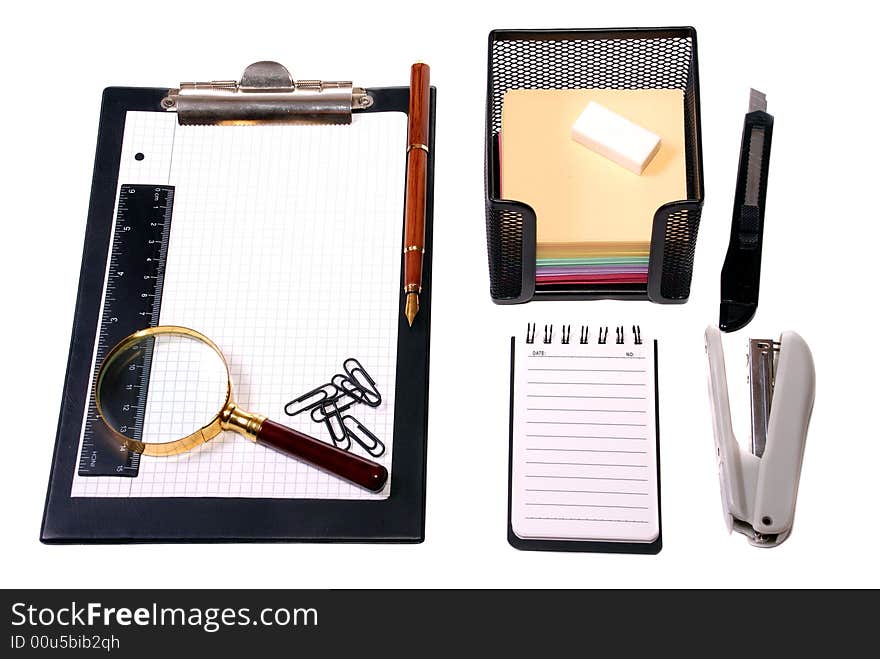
[71,110,406,500]
[511,329,659,542]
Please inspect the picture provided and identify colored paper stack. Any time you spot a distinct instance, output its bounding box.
[535,244,649,286]
[500,88,687,288]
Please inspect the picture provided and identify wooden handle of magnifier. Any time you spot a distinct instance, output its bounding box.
[257,420,388,492]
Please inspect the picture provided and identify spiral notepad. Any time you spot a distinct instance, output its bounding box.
[508,323,661,554]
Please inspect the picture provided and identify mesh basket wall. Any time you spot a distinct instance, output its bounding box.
[485,28,704,303]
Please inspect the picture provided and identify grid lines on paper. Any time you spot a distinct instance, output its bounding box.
[70,112,177,497]
[72,110,406,499]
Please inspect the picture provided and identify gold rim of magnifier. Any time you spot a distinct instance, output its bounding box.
[95,325,234,457]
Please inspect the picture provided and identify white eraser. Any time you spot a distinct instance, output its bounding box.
[571,102,661,175]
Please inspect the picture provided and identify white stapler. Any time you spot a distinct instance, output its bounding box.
[704,326,815,547]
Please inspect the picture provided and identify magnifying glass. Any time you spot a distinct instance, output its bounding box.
[94,326,388,492]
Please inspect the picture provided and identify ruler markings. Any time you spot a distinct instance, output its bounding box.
[77,184,175,477]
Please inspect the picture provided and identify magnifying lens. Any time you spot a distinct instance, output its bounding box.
[95,326,388,492]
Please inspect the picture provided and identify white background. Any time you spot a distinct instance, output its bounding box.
[2,0,878,588]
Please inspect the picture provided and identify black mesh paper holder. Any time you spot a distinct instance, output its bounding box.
[485,27,705,304]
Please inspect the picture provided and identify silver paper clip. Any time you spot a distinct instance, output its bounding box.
[342,416,386,458]
[284,382,339,417]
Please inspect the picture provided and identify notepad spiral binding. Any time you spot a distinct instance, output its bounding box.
[485,28,705,305]
[525,323,643,345]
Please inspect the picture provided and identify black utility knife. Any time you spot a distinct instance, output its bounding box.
[720,89,774,332]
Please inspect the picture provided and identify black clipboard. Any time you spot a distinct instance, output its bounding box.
[41,82,435,543]
[506,337,662,555]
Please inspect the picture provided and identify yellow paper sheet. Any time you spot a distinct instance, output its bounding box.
[501,89,687,248]
[536,241,650,260]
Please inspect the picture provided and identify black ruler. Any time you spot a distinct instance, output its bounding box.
[77,184,175,476]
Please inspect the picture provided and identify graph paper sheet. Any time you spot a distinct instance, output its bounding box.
[71,110,406,499]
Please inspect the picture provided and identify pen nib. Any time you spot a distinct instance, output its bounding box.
[405,293,419,327]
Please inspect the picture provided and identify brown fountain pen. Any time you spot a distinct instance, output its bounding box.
[403,62,430,327]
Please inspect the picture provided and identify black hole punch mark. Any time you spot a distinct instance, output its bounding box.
[761,516,773,526]
[134,152,145,161]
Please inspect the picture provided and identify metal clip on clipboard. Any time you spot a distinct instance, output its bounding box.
[705,326,815,548]
[161,60,373,125]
